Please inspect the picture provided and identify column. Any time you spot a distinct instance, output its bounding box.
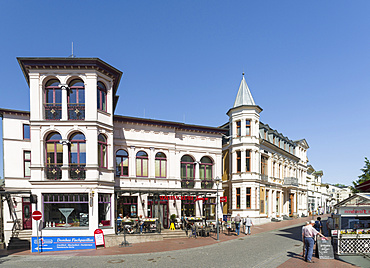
[61,85,68,120]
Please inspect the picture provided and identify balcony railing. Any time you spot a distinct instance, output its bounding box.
[284,177,299,187]
[46,164,62,180]
[45,104,62,120]
[261,174,268,181]
[68,104,85,120]
[201,180,214,189]
[69,165,86,180]
[181,178,195,189]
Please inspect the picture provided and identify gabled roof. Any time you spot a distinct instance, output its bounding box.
[294,139,309,149]
[233,74,255,107]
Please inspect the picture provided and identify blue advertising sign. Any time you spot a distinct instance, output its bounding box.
[31,236,95,252]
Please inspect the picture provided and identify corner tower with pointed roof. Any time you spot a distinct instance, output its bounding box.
[227,74,262,142]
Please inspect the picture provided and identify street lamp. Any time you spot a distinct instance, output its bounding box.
[215,176,221,241]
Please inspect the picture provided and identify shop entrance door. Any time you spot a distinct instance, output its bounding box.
[289,194,294,217]
[161,202,169,229]
[22,197,32,229]
[148,199,169,228]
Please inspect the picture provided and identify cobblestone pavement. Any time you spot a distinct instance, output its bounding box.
[0,214,364,267]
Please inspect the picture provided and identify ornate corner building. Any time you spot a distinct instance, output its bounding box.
[221,74,309,224]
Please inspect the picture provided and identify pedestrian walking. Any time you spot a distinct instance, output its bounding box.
[302,221,310,258]
[302,220,328,263]
[234,214,241,236]
[244,215,253,235]
[314,217,323,233]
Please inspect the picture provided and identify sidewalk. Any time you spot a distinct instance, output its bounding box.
[0,214,357,267]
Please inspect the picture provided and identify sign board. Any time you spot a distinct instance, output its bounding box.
[220,196,227,203]
[31,236,95,252]
[32,210,42,221]
[94,229,105,248]
[339,207,370,216]
[317,238,334,259]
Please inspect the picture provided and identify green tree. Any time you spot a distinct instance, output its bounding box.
[352,157,370,192]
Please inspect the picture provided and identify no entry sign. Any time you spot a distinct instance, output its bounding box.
[32,210,42,221]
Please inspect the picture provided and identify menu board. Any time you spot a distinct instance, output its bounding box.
[317,238,334,259]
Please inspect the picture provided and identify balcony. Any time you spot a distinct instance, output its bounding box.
[201,180,214,189]
[68,104,85,120]
[69,165,86,180]
[46,164,62,180]
[181,178,195,189]
[45,104,62,120]
[283,177,299,187]
[261,174,268,181]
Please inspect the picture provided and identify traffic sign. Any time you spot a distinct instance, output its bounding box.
[32,210,42,221]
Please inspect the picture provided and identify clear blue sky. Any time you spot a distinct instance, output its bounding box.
[1,1,370,186]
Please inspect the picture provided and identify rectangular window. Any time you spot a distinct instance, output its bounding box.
[246,150,251,172]
[24,151,31,177]
[246,187,251,209]
[246,120,251,136]
[43,193,89,228]
[236,188,240,209]
[236,151,241,173]
[98,194,111,227]
[261,155,268,175]
[23,124,30,140]
[236,121,241,137]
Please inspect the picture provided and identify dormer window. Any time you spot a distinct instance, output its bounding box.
[97,81,107,112]
[44,79,62,120]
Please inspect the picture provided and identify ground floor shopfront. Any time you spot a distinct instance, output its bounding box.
[115,188,221,232]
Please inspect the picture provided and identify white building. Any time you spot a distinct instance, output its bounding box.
[0,57,225,251]
[221,75,309,224]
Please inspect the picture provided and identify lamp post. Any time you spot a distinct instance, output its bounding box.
[215,176,221,241]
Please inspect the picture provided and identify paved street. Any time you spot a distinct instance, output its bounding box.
[0,216,360,268]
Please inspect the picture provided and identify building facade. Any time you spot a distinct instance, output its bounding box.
[0,57,225,249]
[221,75,309,224]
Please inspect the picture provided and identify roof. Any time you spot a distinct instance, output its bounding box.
[17,57,123,112]
[334,193,370,208]
[114,115,228,135]
[233,74,255,107]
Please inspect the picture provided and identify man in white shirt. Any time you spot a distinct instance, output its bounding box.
[302,220,328,263]
[244,216,253,235]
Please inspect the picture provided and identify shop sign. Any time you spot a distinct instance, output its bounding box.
[339,207,370,216]
[31,236,95,252]
[160,195,195,201]
[94,229,105,248]
[220,196,227,203]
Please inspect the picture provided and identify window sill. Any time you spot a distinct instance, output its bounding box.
[43,227,89,230]
[98,110,111,116]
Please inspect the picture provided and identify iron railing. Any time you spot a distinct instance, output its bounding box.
[68,104,85,120]
[69,164,86,180]
[181,178,195,189]
[45,104,62,120]
[46,164,62,180]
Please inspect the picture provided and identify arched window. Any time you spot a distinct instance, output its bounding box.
[116,150,129,176]
[98,134,107,168]
[199,156,213,180]
[181,155,195,188]
[155,152,166,178]
[136,151,148,177]
[97,81,107,112]
[45,79,62,120]
[68,79,85,120]
[45,132,62,180]
[69,133,86,179]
